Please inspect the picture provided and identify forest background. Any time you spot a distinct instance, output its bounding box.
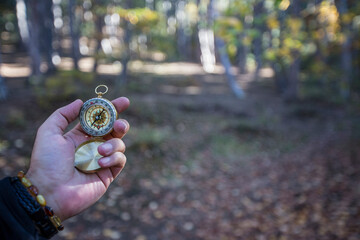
[0,0,359,239]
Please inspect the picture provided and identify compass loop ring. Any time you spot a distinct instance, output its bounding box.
[95,85,108,96]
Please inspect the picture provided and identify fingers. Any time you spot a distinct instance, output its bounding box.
[111,97,130,114]
[98,138,126,169]
[98,138,125,156]
[104,119,130,140]
[39,99,83,135]
[98,152,126,169]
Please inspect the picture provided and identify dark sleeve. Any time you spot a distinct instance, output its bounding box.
[0,177,40,240]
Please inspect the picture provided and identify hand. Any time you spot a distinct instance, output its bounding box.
[25,97,130,221]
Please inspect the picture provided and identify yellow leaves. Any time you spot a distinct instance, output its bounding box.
[286,18,303,35]
[319,1,339,25]
[279,0,290,11]
[117,8,159,28]
[317,1,340,39]
[284,37,302,50]
[128,13,139,25]
[185,2,198,23]
[217,17,243,31]
[264,49,277,61]
[227,44,237,57]
[214,17,243,41]
[341,13,355,25]
[267,16,280,30]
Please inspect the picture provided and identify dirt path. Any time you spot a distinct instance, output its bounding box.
[0,61,358,239]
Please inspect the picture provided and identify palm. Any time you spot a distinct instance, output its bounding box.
[26,97,129,220]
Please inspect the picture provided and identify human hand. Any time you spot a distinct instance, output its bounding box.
[25,97,130,221]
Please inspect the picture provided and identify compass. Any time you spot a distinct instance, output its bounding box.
[75,85,118,173]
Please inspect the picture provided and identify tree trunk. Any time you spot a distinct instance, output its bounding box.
[253,1,264,80]
[198,29,216,73]
[117,0,133,86]
[237,32,249,74]
[335,0,352,100]
[39,0,55,73]
[27,0,42,84]
[197,0,216,72]
[283,53,300,101]
[0,43,8,101]
[118,22,132,85]
[69,0,80,70]
[92,14,104,73]
[282,0,301,101]
[215,37,245,99]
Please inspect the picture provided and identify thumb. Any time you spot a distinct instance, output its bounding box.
[39,99,83,135]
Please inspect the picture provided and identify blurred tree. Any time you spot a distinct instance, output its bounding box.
[116,5,159,84]
[198,0,216,72]
[69,0,81,70]
[92,2,106,73]
[335,0,352,100]
[213,0,245,98]
[19,0,42,83]
[282,0,302,101]
[0,42,8,101]
[15,0,55,83]
[252,0,265,80]
[1,0,359,103]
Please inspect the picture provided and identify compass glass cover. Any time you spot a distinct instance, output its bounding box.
[79,98,117,137]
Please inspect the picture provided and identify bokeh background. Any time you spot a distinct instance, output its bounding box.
[0,0,359,239]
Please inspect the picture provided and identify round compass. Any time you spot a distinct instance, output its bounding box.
[79,98,117,137]
[79,86,117,137]
[75,85,118,173]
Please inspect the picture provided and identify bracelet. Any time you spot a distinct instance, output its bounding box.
[11,171,64,238]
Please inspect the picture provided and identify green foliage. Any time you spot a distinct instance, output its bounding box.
[214,0,360,102]
[116,7,160,32]
[127,125,171,152]
[35,70,95,108]
[6,109,26,129]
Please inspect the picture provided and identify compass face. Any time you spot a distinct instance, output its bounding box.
[79,98,117,137]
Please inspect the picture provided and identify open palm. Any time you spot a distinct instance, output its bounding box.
[26,97,130,221]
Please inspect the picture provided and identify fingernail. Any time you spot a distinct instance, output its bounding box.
[99,157,110,166]
[120,120,128,130]
[100,143,112,155]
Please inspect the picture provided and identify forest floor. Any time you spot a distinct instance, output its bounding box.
[0,57,359,239]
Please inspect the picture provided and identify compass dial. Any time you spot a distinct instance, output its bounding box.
[79,98,117,137]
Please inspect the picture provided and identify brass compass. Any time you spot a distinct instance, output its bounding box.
[74,85,118,173]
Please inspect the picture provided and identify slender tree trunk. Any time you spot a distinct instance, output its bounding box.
[197,0,216,72]
[117,0,133,86]
[283,52,300,101]
[253,1,264,80]
[0,43,8,101]
[176,3,188,60]
[215,37,245,99]
[39,0,55,73]
[211,0,244,98]
[93,14,104,73]
[69,0,80,70]
[237,31,249,74]
[118,22,132,85]
[283,1,301,101]
[27,0,42,83]
[335,0,352,100]
[198,29,216,73]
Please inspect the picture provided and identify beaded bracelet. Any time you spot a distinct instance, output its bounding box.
[17,171,64,232]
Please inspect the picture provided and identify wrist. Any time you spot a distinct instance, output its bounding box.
[11,172,64,239]
[25,171,63,221]
[16,171,64,232]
